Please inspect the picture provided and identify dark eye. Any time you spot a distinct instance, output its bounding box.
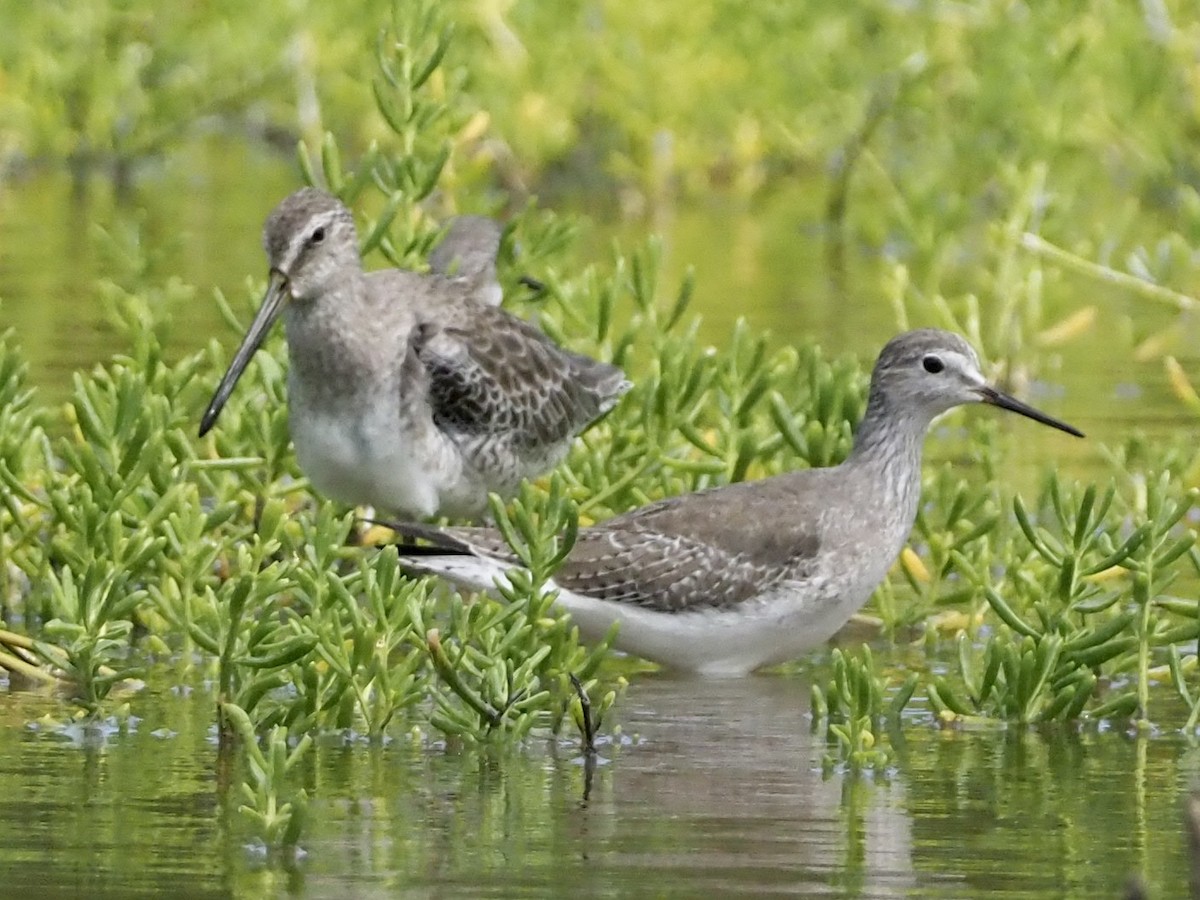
[310,226,326,244]
[922,355,944,374]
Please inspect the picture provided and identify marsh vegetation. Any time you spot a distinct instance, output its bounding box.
[2,0,1200,895]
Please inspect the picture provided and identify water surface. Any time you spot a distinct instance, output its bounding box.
[0,674,1190,898]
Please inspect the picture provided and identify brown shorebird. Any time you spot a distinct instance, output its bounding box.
[389,330,1083,674]
[198,188,630,519]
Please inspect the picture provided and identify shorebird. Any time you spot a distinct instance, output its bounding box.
[429,214,546,307]
[388,329,1084,675]
[198,188,630,520]
[429,215,504,306]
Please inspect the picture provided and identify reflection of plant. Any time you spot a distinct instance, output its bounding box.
[223,702,312,857]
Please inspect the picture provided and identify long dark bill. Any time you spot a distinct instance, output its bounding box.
[198,271,290,437]
[978,386,1085,438]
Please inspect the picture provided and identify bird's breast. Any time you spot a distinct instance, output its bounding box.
[288,376,456,518]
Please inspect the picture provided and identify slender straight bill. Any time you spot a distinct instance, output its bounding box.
[198,270,290,437]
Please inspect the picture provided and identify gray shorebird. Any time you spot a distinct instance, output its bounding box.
[430,214,546,304]
[389,329,1084,675]
[429,215,504,306]
[198,188,630,520]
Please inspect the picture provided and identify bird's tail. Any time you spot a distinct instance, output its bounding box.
[362,518,474,555]
[365,518,521,595]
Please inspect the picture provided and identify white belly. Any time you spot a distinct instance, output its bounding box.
[557,541,898,675]
[290,404,456,518]
[557,579,859,676]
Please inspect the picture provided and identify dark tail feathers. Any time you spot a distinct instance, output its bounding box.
[361,518,474,556]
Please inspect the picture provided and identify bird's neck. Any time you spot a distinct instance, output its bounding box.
[845,394,930,518]
[283,273,382,396]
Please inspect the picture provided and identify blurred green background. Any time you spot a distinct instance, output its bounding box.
[2,0,1198,448]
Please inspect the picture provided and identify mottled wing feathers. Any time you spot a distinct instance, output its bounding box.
[552,529,787,611]
[550,484,823,611]
[413,302,630,448]
[390,479,825,613]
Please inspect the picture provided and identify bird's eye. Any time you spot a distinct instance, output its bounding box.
[310,226,326,245]
[922,355,944,374]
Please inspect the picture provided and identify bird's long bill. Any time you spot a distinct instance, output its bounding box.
[198,271,290,437]
[978,386,1085,438]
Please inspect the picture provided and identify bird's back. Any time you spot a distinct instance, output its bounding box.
[411,291,630,445]
[360,268,630,511]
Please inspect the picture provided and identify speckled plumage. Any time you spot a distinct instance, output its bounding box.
[199,188,631,519]
[391,329,1084,675]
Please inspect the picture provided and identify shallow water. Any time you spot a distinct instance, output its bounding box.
[0,674,1192,898]
[1,118,1198,900]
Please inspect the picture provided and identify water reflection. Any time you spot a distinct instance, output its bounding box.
[581,676,916,897]
[287,674,918,898]
[0,677,1193,897]
[0,691,226,899]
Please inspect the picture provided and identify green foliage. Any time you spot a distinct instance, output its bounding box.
[2,274,635,747]
[6,12,1200,899]
[0,324,44,615]
[0,0,628,753]
[927,477,1197,727]
[411,478,617,743]
[519,237,869,525]
[811,645,915,772]
[295,538,427,739]
[897,465,1003,622]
